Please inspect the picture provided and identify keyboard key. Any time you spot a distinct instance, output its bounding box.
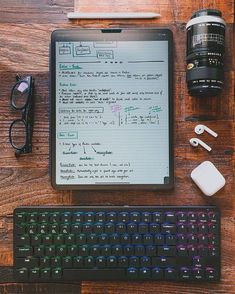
[82,223,92,234]
[158,246,176,257]
[15,212,26,222]
[198,212,208,222]
[177,223,187,234]
[50,212,60,223]
[149,223,160,234]
[118,212,129,223]
[96,256,106,268]
[141,212,151,222]
[154,234,164,245]
[146,245,157,256]
[138,223,148,234]
[77,234,86,245]
[132,234,142,245]
[40,257,50,267]
[49,224,59,234]
[16,268,28,279]
[30,268,40,280]
[45,246,55,256]
[16,246,33,257]
[152,257,176,267]
[106,212,117,223]
[109,233,120,244]
[152,212,163,223]
[208,246,219,257]
[61,212,71,223]
[95,212,106,223]
[93,223,103,234]
[27,212,38,223]
[127,223,137,234]
[72,212,83,222]
[99,234,108,244]
[105,222,115,234]
[165,267,176,280]
[130,212,140,223]
[101,245,111,256]
[90,245,100,256]
[107,256,117,267]
[41,268,51,279]
[51,257,61,267]
[188,212,197,222]
[54,234,64,245]
[84,256,94,268]
[165,212,176,223]
[180,267,191,280]
[112,245,122,256]
[84,212,94,223]
[177,245,187,257]
[177,212,187,222]
[73,256,83,268]
[192,268,204,280]
[129,256,139,267]
[116,223,126,234]
[68,245,77,255]
[139,267,150,279]
[42,234,53,245]
[208,223,219,234]
[127,267,138,279]
[38,212,49,223]
[124,245,134,256]
[161,224,176,234]
[205,267,219,280]
[71,223,82,234]
[120,234,130,244]
[143,234,153,245]
[165,234,176,245]
[15,257,39,267]
[57,245,67,256]
[118,256,128,268]
[52,268,62,279]
[63,256,72,268]
[135,245,145,256]
[140,256,151,267]
[16,235,30,246]
[79,245,89,256]
[152,267,163,279]
[198,223,208,234]
[87,234,97,244]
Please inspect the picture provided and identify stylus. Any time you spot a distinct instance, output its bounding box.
[67,12,161,19]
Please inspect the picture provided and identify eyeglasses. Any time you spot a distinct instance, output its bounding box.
[9,75,34,157]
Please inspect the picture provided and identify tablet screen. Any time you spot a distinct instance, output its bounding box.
[51,29,173,189]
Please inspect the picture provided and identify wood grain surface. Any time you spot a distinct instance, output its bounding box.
[0,0,234,293]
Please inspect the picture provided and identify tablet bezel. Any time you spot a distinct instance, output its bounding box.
[50,28,174,190]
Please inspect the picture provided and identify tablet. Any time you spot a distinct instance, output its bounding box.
[50,28,174,190]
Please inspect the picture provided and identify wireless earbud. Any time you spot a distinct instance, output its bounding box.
[194,124,218,138]
[189,138,212,152]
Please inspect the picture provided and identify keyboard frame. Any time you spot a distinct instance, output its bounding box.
[13,205,221,282]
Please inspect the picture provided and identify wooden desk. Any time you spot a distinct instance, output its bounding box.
[0,0,234,293]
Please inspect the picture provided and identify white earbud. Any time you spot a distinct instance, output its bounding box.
[189,138,212,152]
[194,124,218,138]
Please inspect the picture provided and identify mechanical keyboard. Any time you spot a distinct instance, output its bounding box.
[13,206,220,281]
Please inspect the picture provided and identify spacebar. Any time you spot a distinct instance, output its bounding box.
[63,269,126,280]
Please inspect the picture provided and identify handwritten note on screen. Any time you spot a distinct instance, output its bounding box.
[56,40,169,185]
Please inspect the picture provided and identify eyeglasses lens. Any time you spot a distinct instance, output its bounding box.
[12,81,29,109]
[10,120,27,149]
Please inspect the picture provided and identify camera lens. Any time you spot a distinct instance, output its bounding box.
[186,9,226,96]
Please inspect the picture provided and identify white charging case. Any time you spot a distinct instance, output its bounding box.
[191,161,226,196]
